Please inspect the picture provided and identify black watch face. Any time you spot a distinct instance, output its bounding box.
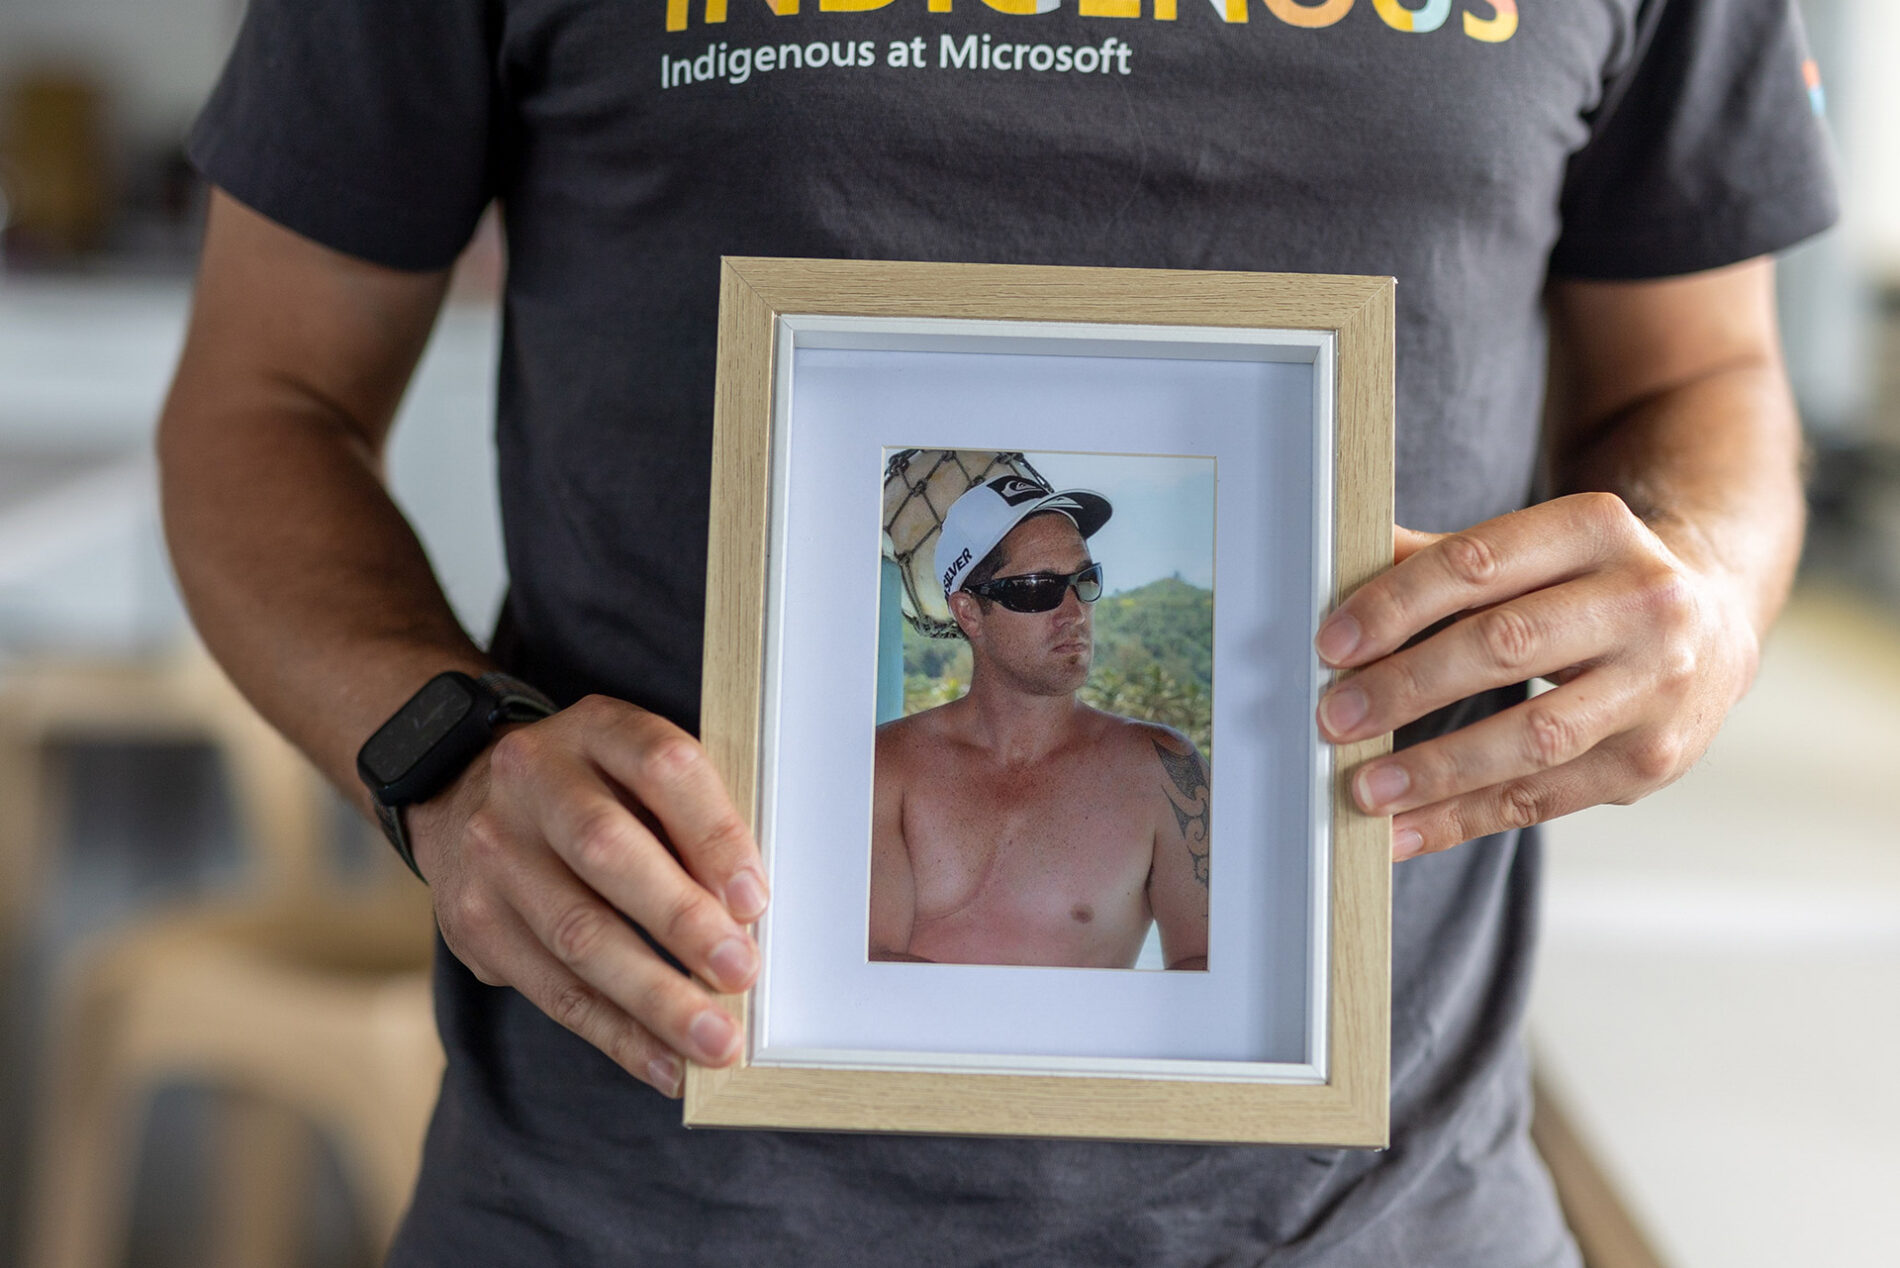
[361,675,478,786]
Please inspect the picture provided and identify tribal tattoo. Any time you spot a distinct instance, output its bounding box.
[1152,737,1210,889]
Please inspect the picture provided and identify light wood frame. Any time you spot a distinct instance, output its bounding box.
[688,257,1393,1146]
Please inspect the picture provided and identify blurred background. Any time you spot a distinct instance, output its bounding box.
[0,1,1894,1265]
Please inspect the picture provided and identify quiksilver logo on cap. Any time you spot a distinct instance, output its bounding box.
[992,477,1050,507]
[942,546,972,592]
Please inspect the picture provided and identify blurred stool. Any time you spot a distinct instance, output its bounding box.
[0,641,330,955]
[6,642,442,1267]
[26,894,438,1268]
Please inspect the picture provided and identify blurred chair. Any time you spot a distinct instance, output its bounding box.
[0,643,327,948]
[4,642,441,1268]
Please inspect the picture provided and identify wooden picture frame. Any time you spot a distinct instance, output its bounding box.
[687,257,1393,1146]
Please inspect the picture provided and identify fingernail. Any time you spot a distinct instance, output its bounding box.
[1321,685,1368,737]
[1358,763,1410,810]
[1393,828,1424,861]
[707,936,758,992]
[689,1009,739,1064]
[1316,613,1361,664]
[647,1054,682,1098]
[725,869,769,922]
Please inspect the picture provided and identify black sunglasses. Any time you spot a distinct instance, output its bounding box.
[967,562,1104,614]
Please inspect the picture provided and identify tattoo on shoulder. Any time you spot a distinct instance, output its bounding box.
[1151,736,1210,889]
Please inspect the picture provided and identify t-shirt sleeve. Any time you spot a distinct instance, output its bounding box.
[187,0,497,272]
[1549,0,1839,280]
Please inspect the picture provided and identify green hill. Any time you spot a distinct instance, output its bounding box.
[1090,574,1212,692]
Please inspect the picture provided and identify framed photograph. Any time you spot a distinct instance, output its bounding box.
[688,258,1393,1146]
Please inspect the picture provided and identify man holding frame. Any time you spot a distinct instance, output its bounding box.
[159,0,1836,1262]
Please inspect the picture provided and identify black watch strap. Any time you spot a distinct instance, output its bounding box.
[374,797,420,881]
[480,671,557,723]
[367,671,558,882]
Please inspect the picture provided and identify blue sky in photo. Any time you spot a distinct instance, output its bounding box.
[1023,450,1216,592]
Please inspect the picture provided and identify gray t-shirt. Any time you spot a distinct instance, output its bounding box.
[190,1,1835,1262]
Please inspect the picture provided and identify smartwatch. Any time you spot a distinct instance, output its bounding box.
[356,670,557,881]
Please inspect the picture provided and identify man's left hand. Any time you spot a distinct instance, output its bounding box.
[1314,492,1762,860]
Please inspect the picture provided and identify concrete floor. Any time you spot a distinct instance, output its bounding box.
[1530,585,1900,1267]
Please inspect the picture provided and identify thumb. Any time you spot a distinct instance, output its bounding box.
[1394,524,1440,566]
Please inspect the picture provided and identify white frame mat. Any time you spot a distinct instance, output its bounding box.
[754,318,1334,1084]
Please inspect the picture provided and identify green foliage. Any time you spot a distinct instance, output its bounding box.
[1090,574,1213,692]
[899,576,1214,756]
[1080,663,1211,759]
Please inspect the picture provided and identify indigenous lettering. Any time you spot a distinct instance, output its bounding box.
[666,0,1521,41]
[661,39,880,85]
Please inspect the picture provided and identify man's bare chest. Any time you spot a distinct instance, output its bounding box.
[900,758,1155,927]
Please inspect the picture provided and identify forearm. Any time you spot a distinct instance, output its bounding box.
[155,191,494,815]
[1543,259,1805,690]
[159,391,491,808]
[1550,357,1805,645]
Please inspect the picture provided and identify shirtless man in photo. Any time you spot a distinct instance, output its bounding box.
[870,475,1210,971]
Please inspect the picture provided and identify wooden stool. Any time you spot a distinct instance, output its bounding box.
[0,642,335,951]
[25,894,440,1268]
[7,642,444,1267]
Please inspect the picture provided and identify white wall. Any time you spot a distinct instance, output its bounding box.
[1825,0,1900,277]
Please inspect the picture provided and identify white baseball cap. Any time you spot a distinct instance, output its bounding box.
[934,474,1113,598]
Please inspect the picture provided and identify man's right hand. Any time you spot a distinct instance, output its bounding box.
[407,695,768,1099]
